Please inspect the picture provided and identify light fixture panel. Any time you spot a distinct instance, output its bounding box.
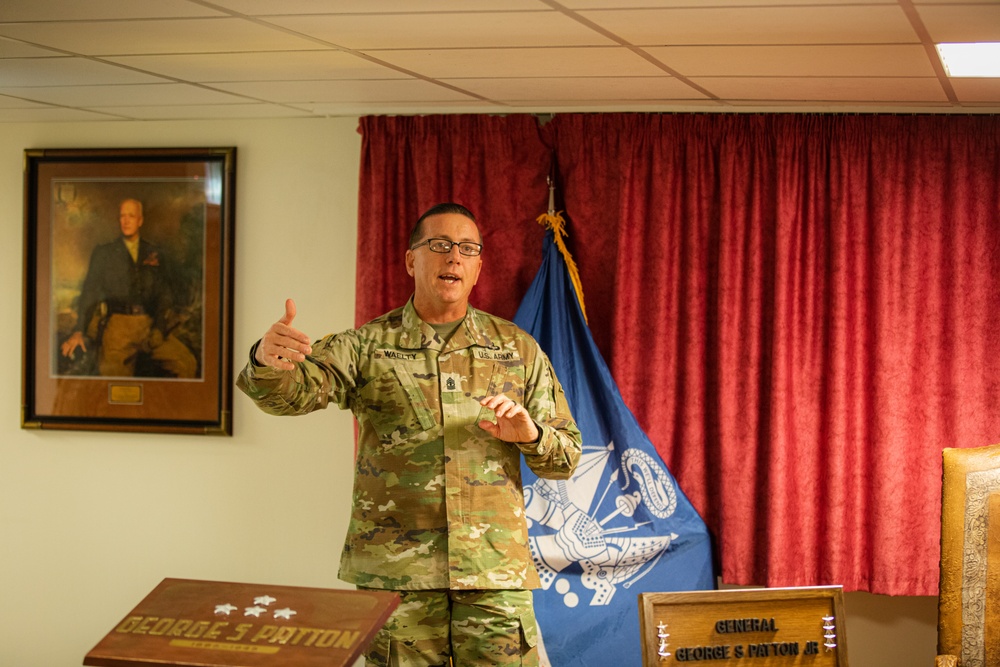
[936,43,1000,78]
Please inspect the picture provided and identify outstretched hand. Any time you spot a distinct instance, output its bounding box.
[478,395,540,444]
[254,298,313,371]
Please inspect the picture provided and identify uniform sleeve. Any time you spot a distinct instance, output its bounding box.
[235,330,362,416]
[517,345,582,480]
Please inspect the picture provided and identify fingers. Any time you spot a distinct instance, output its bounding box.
[257,333,311,370]
[281,298,296,325]
[60,333,86,358]
[255,299,312,370]
[480,395,527,421]
[477,419,500,438]
[478,395,539,443]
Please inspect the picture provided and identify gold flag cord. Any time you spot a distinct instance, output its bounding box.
[536,204,588,323]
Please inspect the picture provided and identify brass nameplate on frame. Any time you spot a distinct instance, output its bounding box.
[85,577,399,667]
[109,384,143,404]
[638,586,847,666]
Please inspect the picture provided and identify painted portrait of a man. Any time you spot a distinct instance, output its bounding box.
[52,182,206,380]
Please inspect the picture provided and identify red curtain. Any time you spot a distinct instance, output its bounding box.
[356,113,1000,596]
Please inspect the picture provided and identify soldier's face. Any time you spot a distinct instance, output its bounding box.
[405,212,483,321]
[119,200,143,240]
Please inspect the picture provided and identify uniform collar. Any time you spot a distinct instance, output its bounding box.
[399,297,494,351]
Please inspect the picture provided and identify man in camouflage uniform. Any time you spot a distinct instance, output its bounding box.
[237,203,582,666]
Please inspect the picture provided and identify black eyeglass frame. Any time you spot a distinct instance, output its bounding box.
[410,237,483,257]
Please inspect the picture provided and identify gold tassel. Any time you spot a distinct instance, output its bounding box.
[536,208,588,323]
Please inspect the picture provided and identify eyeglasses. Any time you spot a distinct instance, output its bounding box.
[410,237,483,257]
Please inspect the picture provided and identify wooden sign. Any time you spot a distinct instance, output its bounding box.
[639,586,848,666]
[84,578,399,667]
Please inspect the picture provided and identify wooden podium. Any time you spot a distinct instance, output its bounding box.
[84,578,399,667]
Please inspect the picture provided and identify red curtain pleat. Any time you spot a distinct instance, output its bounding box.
[356,113,1000,596]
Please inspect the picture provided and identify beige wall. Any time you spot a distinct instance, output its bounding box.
[0,116,937,666]
[1,117,361,666]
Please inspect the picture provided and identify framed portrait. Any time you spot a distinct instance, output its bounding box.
[22,147,236,435]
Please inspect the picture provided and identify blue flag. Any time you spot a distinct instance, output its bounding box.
[514,228,715,667]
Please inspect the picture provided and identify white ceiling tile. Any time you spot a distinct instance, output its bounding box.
[86,103,315,120]
[916,4,1000,43]
[366,46,668,78]
[441,76,706,101]
[0,83,248,107]
[0,0,226,21]
[0,18,322,56]
[0,36,61,57]
[300,100,505,116]
[208,0,549,15]
[266,11,613,49]
[911,0,1000,4]
[646,45,937,77]
[577,5,918,46]
[692,77,950,103]
[0,105,118,121]
[104,51,407,83]
[950,78,1000,104]
[724,99,955,111]
[504,99,726,111]
[210,78,476,103]
[0,93,49,108]
[0,57,167,86]
[562,0,888,7]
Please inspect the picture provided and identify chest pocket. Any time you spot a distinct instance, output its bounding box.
[361,367,437,445]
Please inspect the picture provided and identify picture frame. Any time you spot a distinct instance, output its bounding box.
[22,147,236,435]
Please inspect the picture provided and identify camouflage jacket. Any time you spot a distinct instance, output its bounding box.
[236,299,582,590]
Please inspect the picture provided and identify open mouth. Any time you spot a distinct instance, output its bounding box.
[439,273,460,284]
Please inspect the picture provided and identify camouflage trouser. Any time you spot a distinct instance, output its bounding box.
[362,589,538,667]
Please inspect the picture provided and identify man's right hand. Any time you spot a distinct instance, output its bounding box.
[254,299,313,371]
[60,331,87,359]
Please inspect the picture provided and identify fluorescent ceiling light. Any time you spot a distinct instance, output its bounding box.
[936,43,1000,77]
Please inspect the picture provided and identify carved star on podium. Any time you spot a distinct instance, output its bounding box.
[244,605,268,617]
[274,608,297,620]
[214,603,238,616]
[254,595,277,606]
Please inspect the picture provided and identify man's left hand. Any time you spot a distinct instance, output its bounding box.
[478,395,540,444]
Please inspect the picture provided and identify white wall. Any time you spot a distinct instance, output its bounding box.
[0,117,361,666]
[0,116,938,666]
